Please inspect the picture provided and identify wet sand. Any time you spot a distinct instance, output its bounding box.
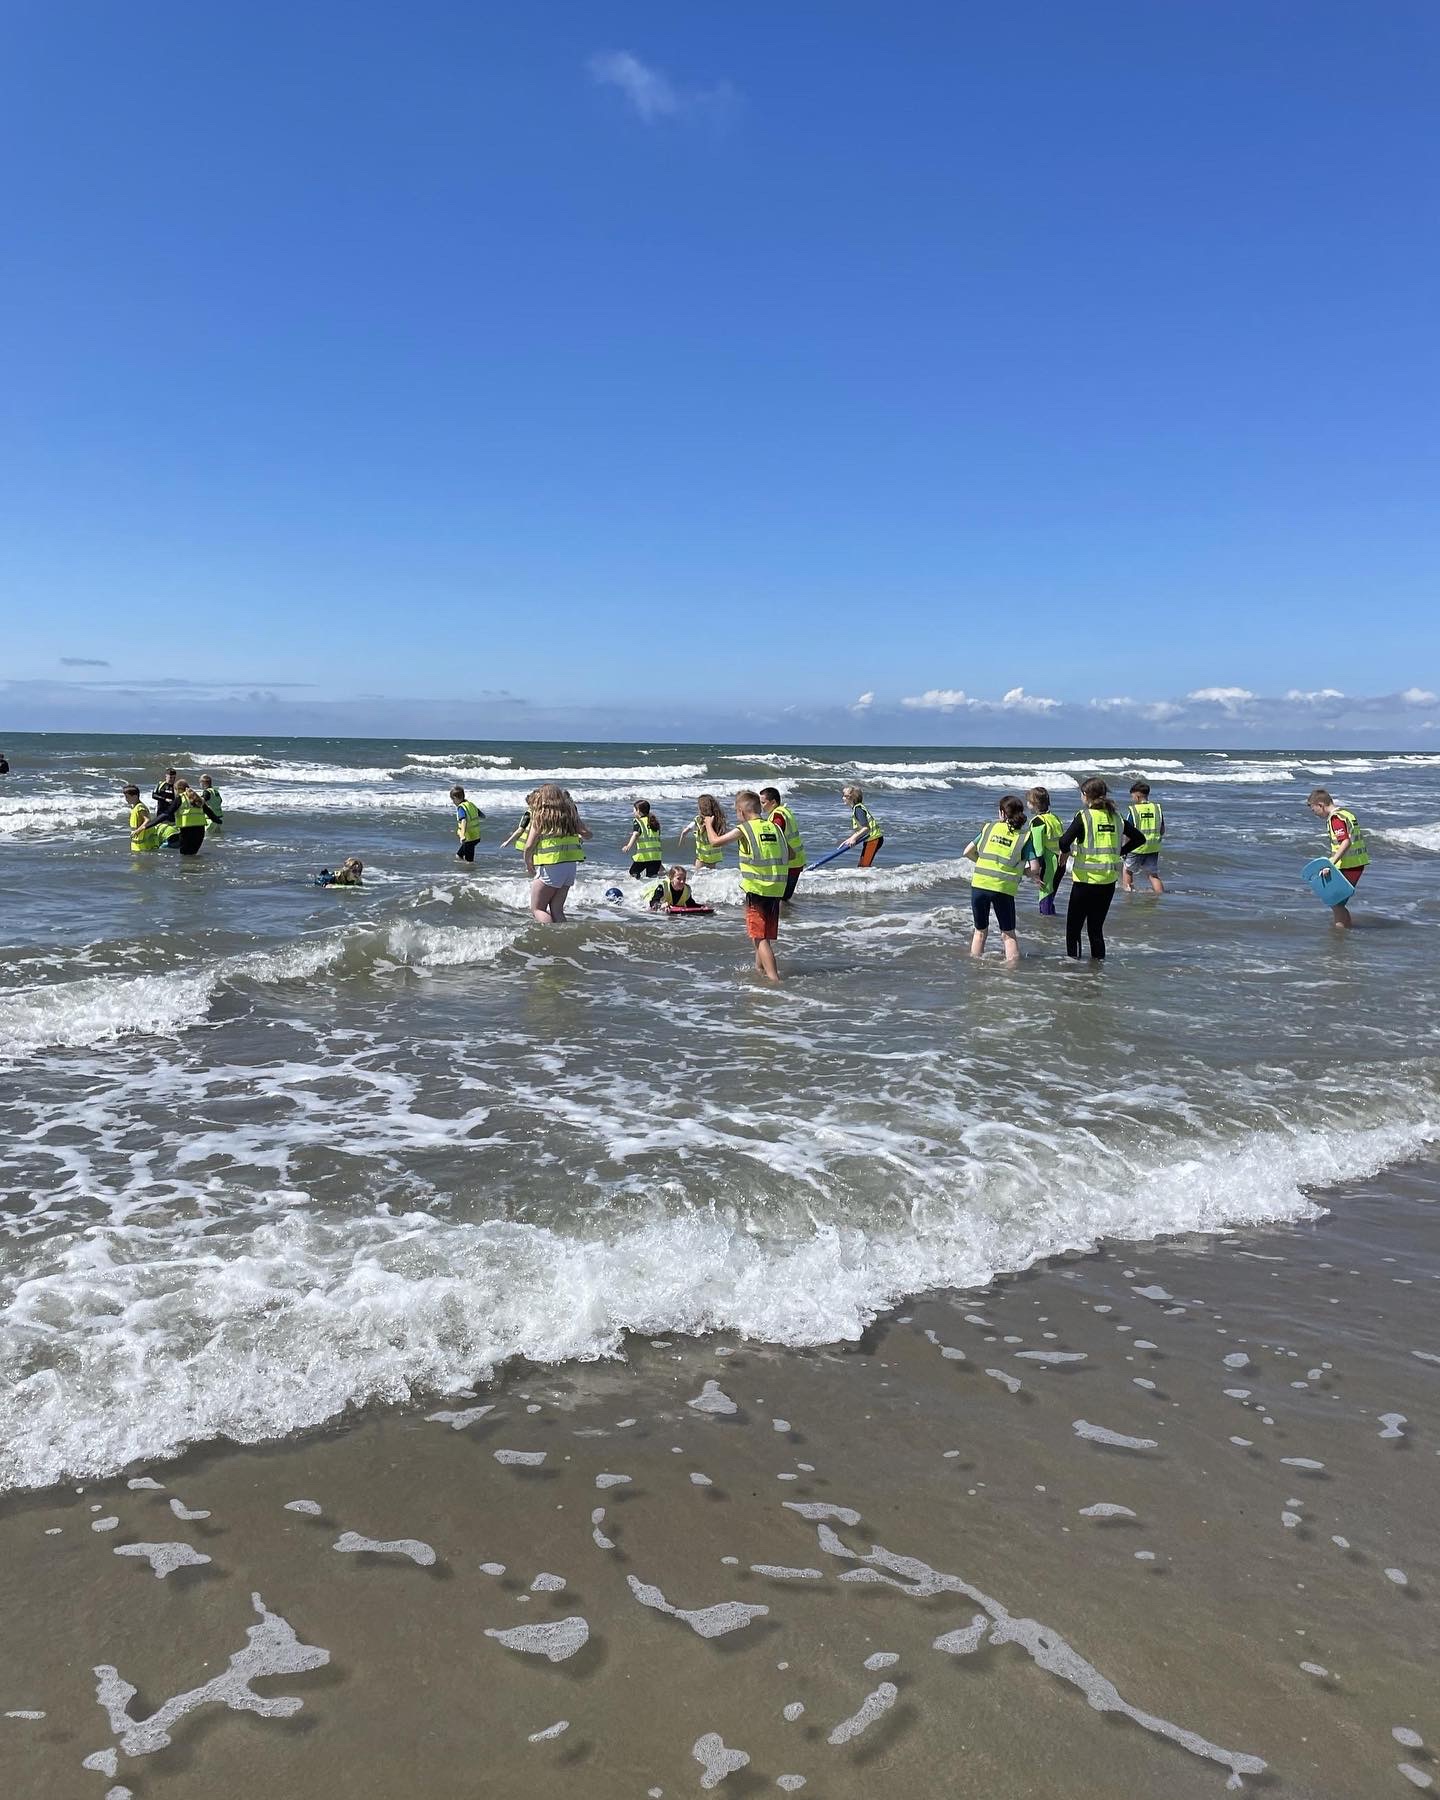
[3,1164,1438,1800]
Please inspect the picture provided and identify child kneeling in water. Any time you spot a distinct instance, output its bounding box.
[963,795,1038,967]
[646,866,708,911]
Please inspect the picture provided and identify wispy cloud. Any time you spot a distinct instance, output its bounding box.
[1187,686,1256,711]
[851,690,875,715]
[59,656,110,668]
[587,50,737,126]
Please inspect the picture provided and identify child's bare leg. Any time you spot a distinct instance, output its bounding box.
[1122,868,1134,891]
[549,886,568,922]
[1149,874,1165,895]
[1001,930,1020,968]
[531,879,558,924]
[1334,902,1353,929]
[969,929,987,958]
[755,941,780,982]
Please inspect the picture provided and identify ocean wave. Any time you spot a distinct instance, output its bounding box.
[405,752,514,767]
[1375,822,1440,852]
[3,1108,1433,1491]
[0,924,517,1055]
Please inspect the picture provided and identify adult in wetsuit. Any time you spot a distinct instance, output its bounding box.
[151,769,180,825]
[1056,778,1143,960]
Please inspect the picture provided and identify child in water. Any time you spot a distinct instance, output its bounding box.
[317,858,365,886]
[704,790,789,982]
[1308,787,1369,929]
[963,795,1038,968]
[678,794,728,869]
[622,800,664,877]
[198,774,223,829]
[1056,778,1142,959]
[1122,781,1165,894]
[123,785,160,853]
[500,791,538,855]
[1026,786,1066,915]
[646,866,708,911]
[524,783,591,923]
[450,785,485,862]
[840,786,884,866]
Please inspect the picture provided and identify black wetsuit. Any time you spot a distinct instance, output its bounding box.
[151,782,179,825]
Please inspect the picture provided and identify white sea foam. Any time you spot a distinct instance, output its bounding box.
[3,1110,1435,1491]
[1376,822,1440,852]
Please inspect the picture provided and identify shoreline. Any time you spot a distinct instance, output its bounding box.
[3,1160,1438,1798]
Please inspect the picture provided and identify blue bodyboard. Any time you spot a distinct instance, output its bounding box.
[1302,857,1354,908]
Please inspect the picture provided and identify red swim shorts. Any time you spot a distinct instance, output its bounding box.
[745,895,781,941]
[1340,865,1364,886]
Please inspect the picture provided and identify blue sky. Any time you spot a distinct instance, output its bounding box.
[1,0,1436,745]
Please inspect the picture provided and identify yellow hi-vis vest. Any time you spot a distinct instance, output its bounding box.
[456,799,483,842]
[1128,800,1163,855]
[1071,807,1123,884]
[971,818,1029,896]
[771,804,805,870]
[736,817,789,897]
[533,831,585,867]
[852,802,882,841]
[129,804,160,853]
[634,816,662,860]
[693,814,724,866]
[176,796,207,829]
[1329,807,1369,870]
[512,810,530,852]
[1030,810,1063,854]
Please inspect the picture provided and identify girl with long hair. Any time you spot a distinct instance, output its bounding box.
[678,794,728,870]
[621,799,664,878]
[523,783,592,923]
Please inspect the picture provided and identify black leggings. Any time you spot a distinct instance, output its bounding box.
[630,860,662,878]
[172,825,206,857]
[457,840,477,862]
[1066,880,1116,958]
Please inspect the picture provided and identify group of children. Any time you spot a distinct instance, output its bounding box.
[961,778,1163,966]
[123,768,223,857]
[119,763,1372,974]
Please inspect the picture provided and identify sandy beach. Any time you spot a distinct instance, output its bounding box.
[3,1161,1436,1800]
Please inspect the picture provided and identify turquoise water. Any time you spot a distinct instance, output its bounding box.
[1,732,1438,1490]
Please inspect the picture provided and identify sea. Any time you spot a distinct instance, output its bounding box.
[2,733,1438,1494]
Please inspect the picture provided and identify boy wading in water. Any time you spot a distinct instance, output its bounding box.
[1122,781,1165,894]
[704,789,790,982]
[1308,787,1369,929]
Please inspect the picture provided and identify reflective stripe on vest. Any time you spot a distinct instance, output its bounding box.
[635,818,662,859]
[1129,801,1163,855]
[456,800,483,842]
[1330,808,1369,869]
[693,815,723,865]
[971,819,1028,895]
[737,818,789,897]
[176,800,206,829]
[129,804,159,852]
[534,832,585,867]
[513,811,529,852]
[203,788,222,820]
[853,804,882,841]
[1071,807,1123,884]
[771,804,805,869]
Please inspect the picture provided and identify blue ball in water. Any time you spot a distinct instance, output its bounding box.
[604,886,623,902]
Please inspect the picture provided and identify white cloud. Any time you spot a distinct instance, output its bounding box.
[901,687,970,712]
[851,691,875,714]
[1284,688,1345,703]
[1400,686,1438,706]
[1187,686,1256,707]
[998,685,1059,714]
[587,50,736,124]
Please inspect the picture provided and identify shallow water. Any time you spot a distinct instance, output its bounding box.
[2,733,1438,1490]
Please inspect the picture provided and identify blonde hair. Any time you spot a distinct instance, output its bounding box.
[1308,787,1335,808]
[531,783,580,837]
[734,788,762,817]
[843,784,863,804]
